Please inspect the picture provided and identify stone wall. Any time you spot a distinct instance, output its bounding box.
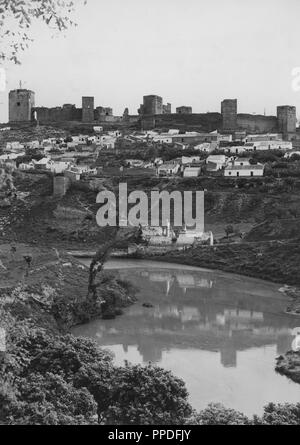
[53,176,70,197]
[237,114,278,133]
[142,112,280,133]
[34,106,82,122]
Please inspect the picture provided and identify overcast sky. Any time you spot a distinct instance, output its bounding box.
[1,0,300,122]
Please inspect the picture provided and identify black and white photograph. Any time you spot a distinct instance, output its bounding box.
[0,0,300,431]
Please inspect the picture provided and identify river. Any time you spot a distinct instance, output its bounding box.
[72,259,300,416]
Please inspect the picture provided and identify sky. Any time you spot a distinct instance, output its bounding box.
[1,0,300,122]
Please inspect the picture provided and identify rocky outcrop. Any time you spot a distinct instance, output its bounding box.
[276,351,300,384]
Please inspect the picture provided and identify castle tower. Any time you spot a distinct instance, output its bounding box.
[82,96,95,122]
[277,105,296,139]
[141,95,163,115]
[9,89,35,122]
[221,99,237,131]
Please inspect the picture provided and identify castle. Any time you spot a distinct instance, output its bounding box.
[8,89,297,140]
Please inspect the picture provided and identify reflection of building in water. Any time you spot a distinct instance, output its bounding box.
[153,304,200,323]
[138,338,163,363]
[176,274,213,293]
[154,305,180,319]
[141,271,175,296]
[277,334,295,355]
[220,342,237,368]
[224,309,264,323]
[138,269,214,295]
[78,267,300,369]
[180,307,200,322]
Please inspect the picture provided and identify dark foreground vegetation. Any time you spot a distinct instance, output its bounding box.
[1,316,300,425]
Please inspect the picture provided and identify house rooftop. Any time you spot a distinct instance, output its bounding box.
[225,164,264,170]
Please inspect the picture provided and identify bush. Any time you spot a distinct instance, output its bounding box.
[190,403,250,425]
[0,327,192,425]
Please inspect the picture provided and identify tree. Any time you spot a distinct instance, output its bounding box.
[0,163,16,200]
[1,326,193,425]
[253,403,300,425]
[100,363,193,425]
[10,373,98,425]
[88,226,141,296]
[190,403,250,425]
[225,224,234,238]
[0,0,87,64]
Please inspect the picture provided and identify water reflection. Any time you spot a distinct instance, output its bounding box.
[73,262,300,415]
[74,264,298,368]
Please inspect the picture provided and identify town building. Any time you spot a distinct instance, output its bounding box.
[157,162,180,176]
[224,163,264,177]
[206,154,228,170]
[194,142,216,153]
[183,164,202,177]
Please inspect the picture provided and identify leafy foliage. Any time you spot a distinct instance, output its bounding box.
[0,326,193,425]
[190,403,249,425]
[0,0,86,63]
[253,403,300,425]
[101,363,193,425]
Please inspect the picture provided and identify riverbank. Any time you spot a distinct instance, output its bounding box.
[276,351,300,384]
[0,243,137,331]
[128,241,300,315]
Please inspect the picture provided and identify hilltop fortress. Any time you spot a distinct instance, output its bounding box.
[8,90,297,140]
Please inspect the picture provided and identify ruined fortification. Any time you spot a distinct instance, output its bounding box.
[8,89,297,138]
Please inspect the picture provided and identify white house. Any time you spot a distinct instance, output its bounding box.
[174,142,189,150]
[244,133,283,142]
[49,161,71,174]
[97,135,116,149]
[34,157,52,170]
[224,163,264,177]
[19,161,35,171]
[126,159,144,167]
[181,155,201,164]
[6,141,24,151]
[93,126,103,133]
[154,157,163,166]
[231,157,252,167]
[183,164,202,177]
[27,140,40,149]
[0,152,25,161]
[158,162,180,176]
[64,167,81,181]
[255,140,292,151]
[206,154,227,170]
[226,145,246,154]
[194,143,215,153]
[108,130,122,137]
[218,134,232,143]
[152,134,173,144]
[245,140,292,151]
